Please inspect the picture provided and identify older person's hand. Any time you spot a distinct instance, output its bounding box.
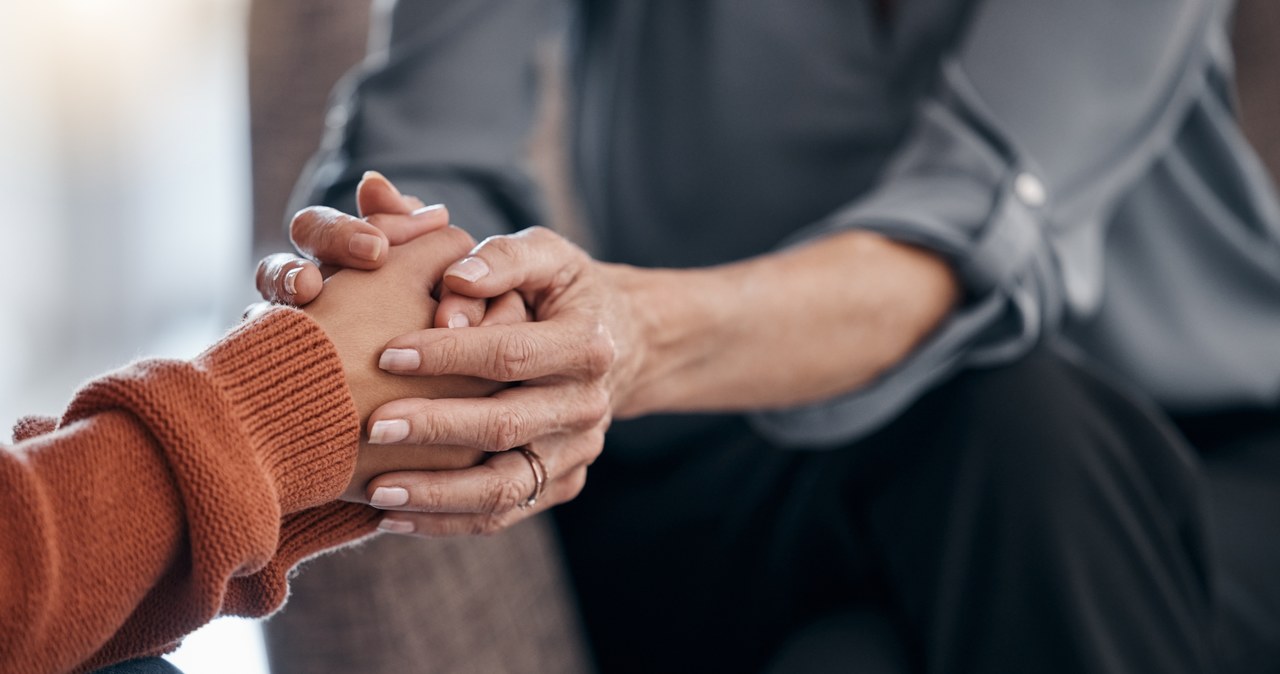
[365,227,638,536]
[278,178,958,538]
[365,224,958,537]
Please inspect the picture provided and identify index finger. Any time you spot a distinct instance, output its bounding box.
[377,321,615,383]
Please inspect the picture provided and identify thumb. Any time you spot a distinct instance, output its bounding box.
[357,171,423,217]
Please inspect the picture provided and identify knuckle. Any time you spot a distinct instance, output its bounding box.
[482,475,525,514]
[427,333,461,376]
[288,206,324,243]
[407,408,443,444]
[291,206,347,255]
[492,332,537,381]
[582,326,617,379]
[524,225,555,243]
[410,482,449,512]
[485,408,524,452]
[549,263,580,293]
[477,234,518,262]
[582,386,611,426]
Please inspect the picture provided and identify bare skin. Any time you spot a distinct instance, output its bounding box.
[282,175,526,503]
[267,177,959,536]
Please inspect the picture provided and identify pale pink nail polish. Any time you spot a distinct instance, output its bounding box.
[349,233,383,261]
[411,203,445,217]
[369,419,410,444]
[370,487,410,507]
[447,256,490,282]
[378,519,415,534]
[283,267,302,296]
[379,348,421,371]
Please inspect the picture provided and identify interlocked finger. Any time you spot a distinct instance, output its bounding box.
[366,428,601,515]
[367,383,610,451]
[368,445,549,515]
[379,319,616,382]
[375,466,590,538]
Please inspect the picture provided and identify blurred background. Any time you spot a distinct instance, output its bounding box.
[1,0,1276,672]
[0,0,366,670]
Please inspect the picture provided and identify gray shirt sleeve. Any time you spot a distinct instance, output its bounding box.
[750,0,1219,447]
[291,0,564,241]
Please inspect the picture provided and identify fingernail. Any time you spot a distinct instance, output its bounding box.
[447,256,490,282]
[349,233,383,261]
[283,267,301,296]
[362,170,388,185]
[447,313,470,329]
[370,486,410,507]
[378,518,415,534]
[379,348,421,371]
[369,419,410,444]
[411,203,445,217]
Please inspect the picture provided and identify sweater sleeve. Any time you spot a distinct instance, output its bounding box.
[0,308,380,674]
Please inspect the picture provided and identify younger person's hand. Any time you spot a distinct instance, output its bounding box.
[302,226,526,501]
[251,172,523,331]
[254,171,450,306]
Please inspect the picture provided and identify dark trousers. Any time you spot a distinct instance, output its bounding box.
[555,344,1280,673]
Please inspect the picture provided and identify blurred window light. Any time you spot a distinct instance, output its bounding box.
[0,0,267,672]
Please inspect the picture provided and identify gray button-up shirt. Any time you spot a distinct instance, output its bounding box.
[298,0,1280,448]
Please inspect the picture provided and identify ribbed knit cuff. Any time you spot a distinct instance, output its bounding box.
[223,501,383,617]
[194,308,360,515]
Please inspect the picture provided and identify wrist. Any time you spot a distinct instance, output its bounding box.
[195,308,361,513]
[608,262,735,418]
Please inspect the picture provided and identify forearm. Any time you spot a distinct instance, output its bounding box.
[0,310,369,674]
[1,413,186,674]
[618,230,959,417]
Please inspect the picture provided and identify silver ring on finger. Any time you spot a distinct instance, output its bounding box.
[516,447,547,509]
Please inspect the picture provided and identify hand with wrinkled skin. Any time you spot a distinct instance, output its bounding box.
[274,176,958,538]
[254,173,529,503]
[363,226,958,537]
[364,227,627,536]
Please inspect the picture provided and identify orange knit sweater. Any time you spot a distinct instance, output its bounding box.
[0,308,382,674]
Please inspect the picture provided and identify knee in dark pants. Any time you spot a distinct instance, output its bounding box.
[863,345,1214,673]
[939,346,1205,543]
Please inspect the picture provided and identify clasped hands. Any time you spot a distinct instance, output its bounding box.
[255,173,632,537]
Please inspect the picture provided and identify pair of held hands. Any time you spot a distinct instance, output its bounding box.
[255,173,627,537]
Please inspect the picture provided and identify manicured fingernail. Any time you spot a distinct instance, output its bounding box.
[283,267,301,296]
[447,313,470,329]
[379,348,421,371]
[370,486,410,507]
[411,203,445,217]
[378,518,415,534]
[362,170,388,185]
[369,419,410,444]
[349,233,383,261]
[447,256,490,282]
